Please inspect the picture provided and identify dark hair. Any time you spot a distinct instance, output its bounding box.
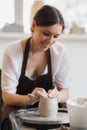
[33,5,65,31]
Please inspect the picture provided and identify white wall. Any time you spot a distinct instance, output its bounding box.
[0,33,87,98]
[59,35,87,98]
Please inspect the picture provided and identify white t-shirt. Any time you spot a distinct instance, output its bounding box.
[1,38,72,94]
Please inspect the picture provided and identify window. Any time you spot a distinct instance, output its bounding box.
[0,0,14,29]
[0,0,87,34]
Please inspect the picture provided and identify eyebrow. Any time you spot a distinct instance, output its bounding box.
[42,30,60,36]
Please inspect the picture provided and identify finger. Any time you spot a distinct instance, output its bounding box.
[48,93,55,98]
[48,89,57,97]
[37,91,48,98]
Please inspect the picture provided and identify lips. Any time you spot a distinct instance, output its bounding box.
[41,41,50,49]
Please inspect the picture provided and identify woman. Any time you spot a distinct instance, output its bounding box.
[1,5,71,129]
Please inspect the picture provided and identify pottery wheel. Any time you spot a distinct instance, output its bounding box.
[18,108,69,125]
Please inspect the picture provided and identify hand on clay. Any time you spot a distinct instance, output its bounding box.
[28,88,48,105]
[32,87,48,98]
[48,87,59,101]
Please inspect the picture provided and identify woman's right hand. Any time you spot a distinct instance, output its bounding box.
[28,88,48,105]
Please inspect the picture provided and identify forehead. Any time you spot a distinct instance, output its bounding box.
[36,24,63,34]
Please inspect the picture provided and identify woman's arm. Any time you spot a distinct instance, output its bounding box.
[2,87,48,106]
[2,91,31,106]
[49,44,71,103]
[57,87,69,102]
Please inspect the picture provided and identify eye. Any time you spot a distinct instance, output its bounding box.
[54,35,59,38]
[42,31,60,39]
[54,33,60,38]
[42,31,50,36]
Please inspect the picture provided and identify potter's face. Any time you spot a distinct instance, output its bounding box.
[31,20,63,52]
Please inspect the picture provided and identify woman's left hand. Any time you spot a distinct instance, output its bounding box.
[48,87,59,100]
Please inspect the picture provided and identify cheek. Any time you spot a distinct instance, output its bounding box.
[34,31,47,42]
[33,32,40,41]
[37,34,46,41]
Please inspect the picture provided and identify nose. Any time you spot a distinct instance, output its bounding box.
[48,36,55,45]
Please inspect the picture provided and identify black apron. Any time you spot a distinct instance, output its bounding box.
[16,38,53,108]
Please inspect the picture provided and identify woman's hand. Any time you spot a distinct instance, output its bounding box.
[48,87,58,97]
[48,87,69,103]
[28,88,48,105]
[33,88,48,97]
[48,87,59,102]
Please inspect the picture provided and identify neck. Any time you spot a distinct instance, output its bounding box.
[30,37,44,55]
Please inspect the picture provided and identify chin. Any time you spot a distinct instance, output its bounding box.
[42,47,49,51]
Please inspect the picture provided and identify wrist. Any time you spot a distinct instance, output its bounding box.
[57,91,62,103]
[27,94,35,105]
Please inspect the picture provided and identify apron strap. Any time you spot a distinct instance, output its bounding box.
[46,49,53,88]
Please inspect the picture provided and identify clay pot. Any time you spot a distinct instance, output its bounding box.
[38,97,58,117]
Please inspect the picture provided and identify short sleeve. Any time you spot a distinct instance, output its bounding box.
[55,49,72,88]
[1,42,22,93]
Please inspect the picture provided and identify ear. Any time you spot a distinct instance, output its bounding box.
[30,20,36,32]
